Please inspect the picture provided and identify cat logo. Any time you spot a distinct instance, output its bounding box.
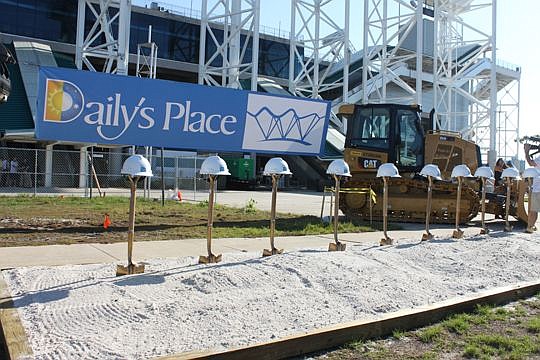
[362,159,379,169]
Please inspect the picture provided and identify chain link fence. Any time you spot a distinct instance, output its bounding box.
[0,146,212,199]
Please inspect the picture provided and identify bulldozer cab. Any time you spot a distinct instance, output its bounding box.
[340,103,424,174]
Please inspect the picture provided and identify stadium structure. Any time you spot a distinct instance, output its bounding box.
[0,0,521,190]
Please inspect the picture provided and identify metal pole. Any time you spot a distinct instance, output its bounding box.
[320,190,326,220]
[89,147,94,199]
[198,0,208,84]
[343,0,350,103]
[251,0,260,91]
[415,0,423,105]
[33,149,38,196]
[288,0,296,93]
[160,147,165,207]
[488,0,498,167]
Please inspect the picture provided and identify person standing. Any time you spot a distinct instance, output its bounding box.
[494,158,507,187]
[524,144,540,233]
[0,158,7,186]
[8,158,18,187]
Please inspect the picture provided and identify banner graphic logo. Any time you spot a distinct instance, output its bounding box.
[44,79,84,123]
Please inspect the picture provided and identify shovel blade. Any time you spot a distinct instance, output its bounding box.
[421,232,434,241]
[379,237,394,246]
[198,254,222,264]
[328,242,346,251]
[262,248,284,257]
[116,263,145,276]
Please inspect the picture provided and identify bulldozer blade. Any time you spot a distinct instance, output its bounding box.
[452,229,464,239]
[328,242,346,251]
[379,237,394,246]
[421,232,434,241]
[116,263,145,276]
[198,253,222,264]
[262,248,284,257]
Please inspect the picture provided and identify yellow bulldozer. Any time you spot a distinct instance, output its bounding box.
[337,103,529,224]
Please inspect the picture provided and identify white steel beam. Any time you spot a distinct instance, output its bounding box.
[289,0,351,100]
[75,0,131,75]
[198,0,260,90]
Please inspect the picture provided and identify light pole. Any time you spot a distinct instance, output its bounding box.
[262,157,292,257]
[420,164,442,241]
[116,155,153,276]
[451,164,474,239]
[326,159,351,251]
[474,166,494,235]
[376,163,401,246]
[198,156,231,264]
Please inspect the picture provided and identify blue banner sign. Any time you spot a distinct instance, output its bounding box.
[35,67,331,156]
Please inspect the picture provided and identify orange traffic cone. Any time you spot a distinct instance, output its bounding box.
[177,191,182,202]
[103,214,111,230]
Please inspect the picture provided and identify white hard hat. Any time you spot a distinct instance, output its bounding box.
[200,155,231,176]
[264,157,292,176]
[420,164,442,180]
[376,163,401,178]
[451,164,474,178]
[121,155,153,177]
[522,167,540,179]
[501,167,520,179]
[474,166,494,179]
[327,159,351,177]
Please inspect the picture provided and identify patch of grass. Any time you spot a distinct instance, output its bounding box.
[420,351,437,360]
[417,325,443,343]
[346,339,365,351]
[443,313,471,334]
[525,317,540,333]
[392,328,405,340]
[0,195,380,246]
[464,334,539,359]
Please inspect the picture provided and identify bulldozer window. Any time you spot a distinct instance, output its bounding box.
[349,108,390,150]
[397,110,424,168]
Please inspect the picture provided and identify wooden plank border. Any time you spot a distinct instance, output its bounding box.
[0,273,33,360]
[160,280,540,360]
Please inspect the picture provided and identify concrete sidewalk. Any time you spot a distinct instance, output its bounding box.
[0,226,499,269]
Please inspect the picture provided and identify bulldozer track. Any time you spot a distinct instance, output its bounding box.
[340,177,480,224]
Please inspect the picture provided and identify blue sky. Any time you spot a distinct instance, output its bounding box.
[138,0,537,140]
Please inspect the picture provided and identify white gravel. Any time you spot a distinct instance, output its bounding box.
[3,232,540,360]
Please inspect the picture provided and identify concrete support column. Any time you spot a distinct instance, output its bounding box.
[78,146,88,188]
[44,144,54,187]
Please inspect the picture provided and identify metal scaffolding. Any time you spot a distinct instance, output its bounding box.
[198,0,260,91]
[361,0,424,105]
[288,0,351,102]
[71,0,521,164]
[75,0,132,75]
